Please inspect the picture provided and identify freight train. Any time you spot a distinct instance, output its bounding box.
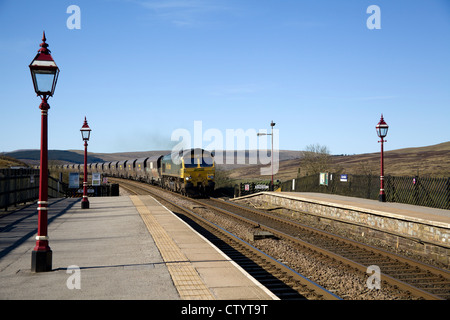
[56,148,215,197]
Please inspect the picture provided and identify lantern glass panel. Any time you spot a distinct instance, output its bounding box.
[31,66,59,96]
[81,130,90,141]
[33,72,55,93]
[377,126,388,138]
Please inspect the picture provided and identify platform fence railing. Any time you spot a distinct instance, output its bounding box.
[0,168,66,211]
[280,173,450,210]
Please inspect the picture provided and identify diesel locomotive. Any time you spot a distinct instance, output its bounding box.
[56,148,215,197]
[160,149,215,196]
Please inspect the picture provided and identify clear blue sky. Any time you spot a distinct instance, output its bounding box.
[1,0,449,155]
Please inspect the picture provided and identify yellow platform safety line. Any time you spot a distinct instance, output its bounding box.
[130,195,215,300]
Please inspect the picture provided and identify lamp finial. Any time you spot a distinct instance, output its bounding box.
[38,31,50,54]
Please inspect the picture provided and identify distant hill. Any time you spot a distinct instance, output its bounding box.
[2,142,449,179]
[2,149,302,166]
[2,149,104,166]
[225,141,450,181]
[0,155,30,168]
[331,141,450,178]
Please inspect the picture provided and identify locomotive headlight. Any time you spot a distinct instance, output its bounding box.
[208,175,214,179]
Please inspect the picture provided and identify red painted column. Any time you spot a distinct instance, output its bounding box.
[379,137,386,202]
[81,140,89,208]
[31,96,52,272]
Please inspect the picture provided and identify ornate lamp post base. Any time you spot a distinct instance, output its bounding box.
[81,198,90,209]
[31,249,52,273]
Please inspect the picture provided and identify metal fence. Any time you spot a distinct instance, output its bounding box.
[280,173,450,210]
[387,175,450,209]
[0,168,66,210]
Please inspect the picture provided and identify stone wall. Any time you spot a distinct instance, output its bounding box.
[233,192,449,267]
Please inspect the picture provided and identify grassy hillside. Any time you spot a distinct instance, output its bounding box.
[219,141,450,184]
[2,149,104,166]
[0,155,29,168]
[3,142,448,182]
[331,141,450,177]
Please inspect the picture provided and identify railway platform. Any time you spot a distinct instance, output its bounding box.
[0,195,277,300]
[275,192,450,226]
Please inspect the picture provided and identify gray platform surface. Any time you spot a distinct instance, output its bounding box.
[0,195,276,300]
[0,197,178,299]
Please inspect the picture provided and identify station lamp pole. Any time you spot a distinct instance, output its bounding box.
[80,117,91,209]
[257,120,276,190]
[29,31,59,272]
[376,114,389,202]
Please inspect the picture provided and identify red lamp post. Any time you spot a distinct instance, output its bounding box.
[376,114,389,202]
[80,117,91,209]
[29,32,59,272]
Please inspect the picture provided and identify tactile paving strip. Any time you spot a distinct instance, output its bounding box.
[130,195,215,300]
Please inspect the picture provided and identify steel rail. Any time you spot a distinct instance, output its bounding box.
[212,198,450,279]
[113,178,342,300]
[200,197,450,300]
[114,178,449,299]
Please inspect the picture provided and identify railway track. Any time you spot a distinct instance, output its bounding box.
[111,178,450,300]
[200,198,450,300]
[111,178,340,300]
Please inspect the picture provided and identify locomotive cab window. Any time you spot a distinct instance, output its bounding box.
[201,157,214,167]
[183,157,198,168]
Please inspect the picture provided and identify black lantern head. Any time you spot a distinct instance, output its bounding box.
[29,32,59,97]
[80,117,91,141]
[376,114,388,138]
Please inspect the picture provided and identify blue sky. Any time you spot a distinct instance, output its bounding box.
[1,0,449,155]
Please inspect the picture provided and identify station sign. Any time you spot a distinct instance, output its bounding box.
[319,172,329,186]
[92,173,101,186]
[69,172,79,188]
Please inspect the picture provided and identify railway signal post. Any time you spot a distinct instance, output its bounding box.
[29,31,60,272]
[257,120,276,191]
